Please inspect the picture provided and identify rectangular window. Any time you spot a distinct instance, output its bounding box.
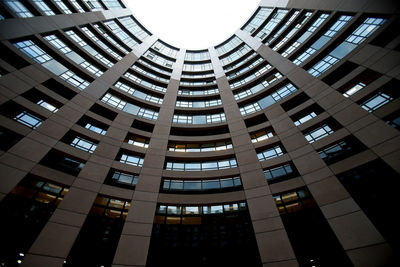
[70,136,97,153]
[360,92,393,112]
[32,0,55,15]
[119,153,144,167]
[304,124,334,143]
[14,111,43,129]
[308,17,386,77]
[14,40,90,90]
[3,0,34,18]
[264,163,296,183]
[257,145,284,161]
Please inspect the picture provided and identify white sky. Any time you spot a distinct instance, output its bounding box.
[123,0,260,50]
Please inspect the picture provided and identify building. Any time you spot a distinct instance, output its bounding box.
[0,0,399,266]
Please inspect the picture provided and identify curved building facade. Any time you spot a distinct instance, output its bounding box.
[0,0,399,266]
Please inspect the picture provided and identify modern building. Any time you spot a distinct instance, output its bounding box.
[0,0,399,266]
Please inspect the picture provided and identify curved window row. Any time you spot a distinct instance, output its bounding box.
[215,36,242,56]
[131,64,169,83]
[181,72,214,79]
[230,64,273,89]
[239,83,297,116]
[219,44,252,66]
[175,99,221,108]
[144,50,174,68]
[54,0,72,14]
[123,72,166,93]
[125,133,150,148]
[103,20,139,49]
[65,29,114,67]
[293,15,353,65]
[3,0,33,18]
[118,16,150,42]
[103,0,124,9]
[263,10,300,44]
[272,11,313,51]
[165,158,237,171]
[172,113,226,125]
[152,40,179,59]
[44,34,104,77]
[243,7,274,33]
[179,79,216,86]
[137,58,172,75]
[81,26,122,60]
[167,141,232,152]
[234,71,283,100]
[114,81,163,104]
[155,201,247,218]
[101,93,158,120]
[93,23,129,54]
[13,40,90,90]
[308,17,386,77]
[118,152,144,167]
[183,62,212,72]
[70,0,85,13]
[224,51,258,72]
[255,9,289,40]
[264,163,297,184]
[161,176,242,193]
[250,128,276,143]
[226,56,264,79]
[178,88,219,96]
[257,145,284,161]
[33,0,55,15]
[108,170,139,188]
[280,13,330,57]
[185,50,210,61]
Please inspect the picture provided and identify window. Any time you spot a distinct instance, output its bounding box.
[85,123,106,135]
[318,136,366,165]
[3,0,34,18]
[250,128,275,143]
[280,13,329,57]
[93,23,129,54]
[162,176,242,193]
[308,17,386,77]
[70,136,97,153]
[70,0,85,13]
[119,152,144,167]
[172,113,226,125]
[101,93,159,120]
[14,111,43,129]
[215,36,242,56]
[103,19,139,49]
[108,170,139,188]
[40,149,86,176]
[65,30,114,67]
[243,7,273,33]
[273,11,313,51]
[32,0,55,15]
[178,88,219,96]
[230,64,275,89]
[304,124,334,143]
[114,81,163,104]
[152,40,179,58]
[263,10,300,44]
[239,83,298,116]
[81,26,122,60]
[123,71,166,93]
[234,71,282,99]
[144,51,175,68]
[165,158,237,171]
[360,92,393,112]
[13,40,90,90]
[293,15,353,65]
[125,134,149,148]
[168,141,232,152]
[264,163,297,183]
[257,145,284,161]
[44,34,104,77]
[255,9,289,40]
[118,16,150,42]
[102,0,124,9]
[185,50,210,61]
[53,0,72,14]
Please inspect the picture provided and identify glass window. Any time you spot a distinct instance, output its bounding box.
[14,111,43,129]
[202,180,220,190]
[360,92,393,112]
[3,0,34,18]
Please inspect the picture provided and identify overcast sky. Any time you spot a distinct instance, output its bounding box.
[124,0,259,50]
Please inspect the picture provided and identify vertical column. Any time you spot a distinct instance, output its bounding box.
[209,47,298,266]
[239,29,394,265]
[112,48,185,266]
[21,39,153,266]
